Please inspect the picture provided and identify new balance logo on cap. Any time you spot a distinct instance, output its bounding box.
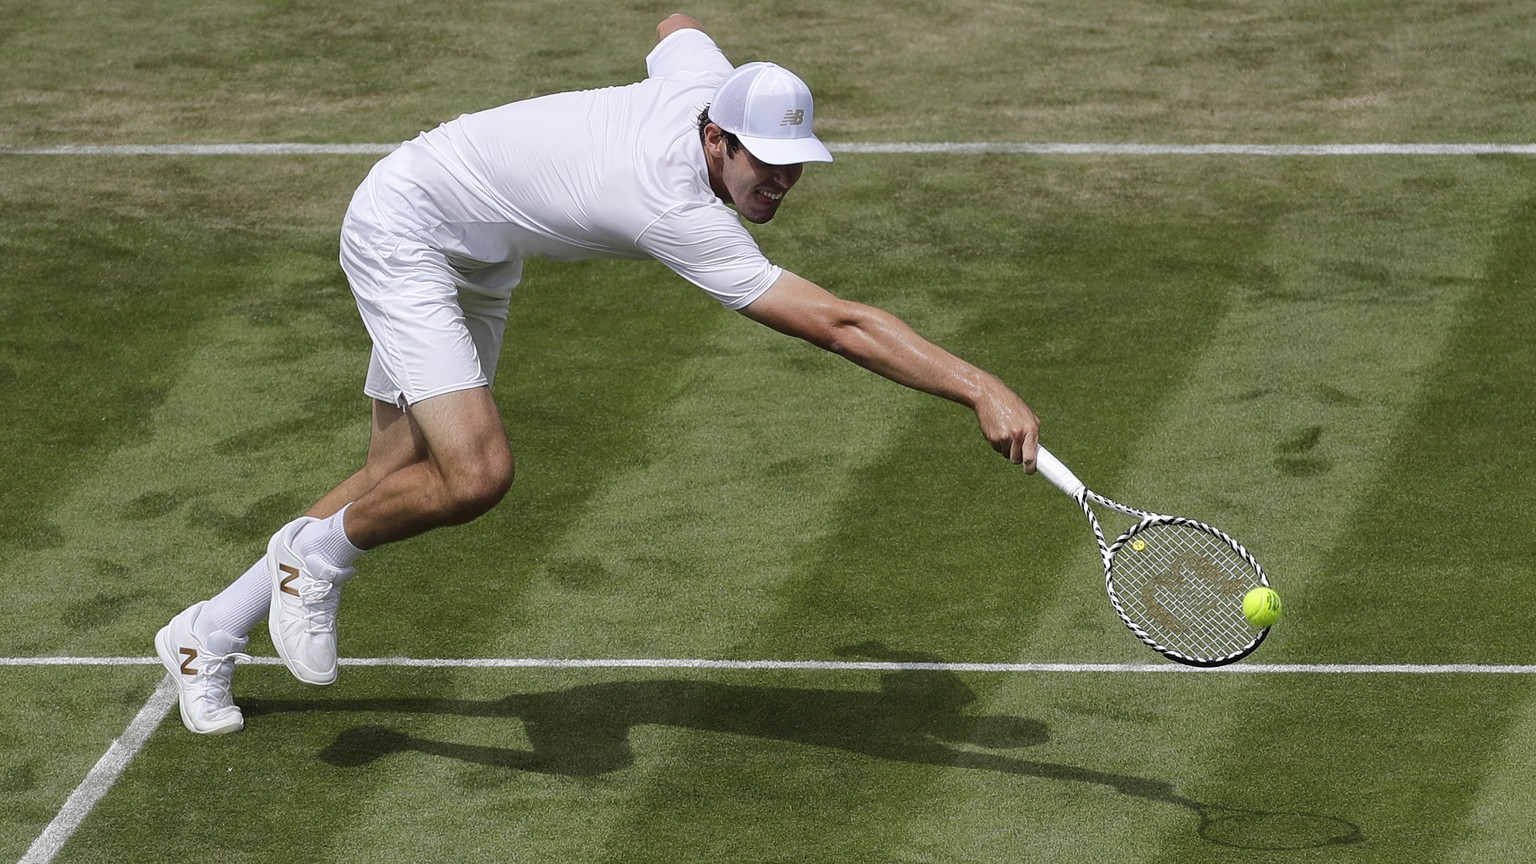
[780,109,805,127]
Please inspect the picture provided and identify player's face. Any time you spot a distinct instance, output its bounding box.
[719,142,804,224]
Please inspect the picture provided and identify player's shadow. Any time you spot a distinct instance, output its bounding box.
[243,641,1362,850]
[247,642,1047,777]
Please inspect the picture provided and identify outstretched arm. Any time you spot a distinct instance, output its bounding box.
[740,271,1040,470]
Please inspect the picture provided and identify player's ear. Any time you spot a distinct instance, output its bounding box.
[702,123,727,159]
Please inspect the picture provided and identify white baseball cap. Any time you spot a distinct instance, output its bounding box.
[710,62,833,166]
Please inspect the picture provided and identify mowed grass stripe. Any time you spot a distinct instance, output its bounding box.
[1147,160,1536,863]
[1013,158,1514,660]
[483,314,915,657]
[1141,163,1536,864]
[1447,688,1536,863]
[742,157,1264,662]
[1313,179,1536,864]
[525,169,991,863]
[1300,174,1536,660]
[460,158,1002,663]
[0,160,268,610]
[1433,189,1536,864]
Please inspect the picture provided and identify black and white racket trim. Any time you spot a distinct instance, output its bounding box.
[1037,445,1272,667]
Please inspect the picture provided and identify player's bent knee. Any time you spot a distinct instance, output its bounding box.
[409,387,515,524]
[442,452,515,524]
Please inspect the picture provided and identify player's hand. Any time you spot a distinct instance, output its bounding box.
[975,385,1039,471]
[656,13,704,41]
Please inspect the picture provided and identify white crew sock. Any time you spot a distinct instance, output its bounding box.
[192,506,364,641]
[293,504,364,571]
[194,558,272,641]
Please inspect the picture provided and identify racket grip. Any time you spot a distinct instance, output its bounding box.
[1034,445,1086,498]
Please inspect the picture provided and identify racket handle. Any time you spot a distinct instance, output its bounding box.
[1034,445,1086,498]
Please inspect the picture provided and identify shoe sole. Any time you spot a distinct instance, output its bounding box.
[155,623,243,736]
[267,517,338,686]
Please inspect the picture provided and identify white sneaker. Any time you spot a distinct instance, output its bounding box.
[268,517,354,686]
[155,602,251,735]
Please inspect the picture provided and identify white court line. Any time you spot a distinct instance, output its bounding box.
[18,677,176,864]
[837,142,1536,156]
[1,142,1534,157]
[3,655,1535,673]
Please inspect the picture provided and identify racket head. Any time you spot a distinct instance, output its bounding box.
[1104,516,1270,667]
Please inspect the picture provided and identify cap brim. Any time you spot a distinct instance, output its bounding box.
[737,134,834,166]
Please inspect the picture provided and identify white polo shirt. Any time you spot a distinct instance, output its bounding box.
[355,29,782,310]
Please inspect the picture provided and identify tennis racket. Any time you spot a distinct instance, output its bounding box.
[1034,445,1272,667]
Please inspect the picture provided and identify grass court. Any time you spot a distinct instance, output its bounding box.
[3,1,1534,861]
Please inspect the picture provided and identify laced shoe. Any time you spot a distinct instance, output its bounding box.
[268,517,355,685]
[155,602,251,735]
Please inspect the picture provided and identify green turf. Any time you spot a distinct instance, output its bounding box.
[4,0,1536,862]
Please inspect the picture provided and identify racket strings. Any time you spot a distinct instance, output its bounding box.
[1108,522,1262,661]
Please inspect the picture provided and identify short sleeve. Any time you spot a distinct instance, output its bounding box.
[645,28,734,80]
[638,203,782,309]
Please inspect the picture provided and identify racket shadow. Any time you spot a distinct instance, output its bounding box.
[949,750,1362,850]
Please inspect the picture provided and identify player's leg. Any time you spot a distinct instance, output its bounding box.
[158,170,517,730]
[265,242,518,686]
[190,397,425,641]
[189,393,422,626]
[265,387,512,685]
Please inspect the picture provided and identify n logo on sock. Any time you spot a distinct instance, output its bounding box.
[279,564,301,597]
[179,647,198,676]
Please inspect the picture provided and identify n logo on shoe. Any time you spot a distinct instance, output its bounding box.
[280,563,301,597]
[179,647,198,676]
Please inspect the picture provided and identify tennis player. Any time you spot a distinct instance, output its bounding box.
[155,13,1040,734]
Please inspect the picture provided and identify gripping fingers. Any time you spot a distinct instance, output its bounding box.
[991,427,1037,471]
[1014,431,1039,473]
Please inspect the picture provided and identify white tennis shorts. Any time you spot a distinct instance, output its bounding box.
[339,173,522,410]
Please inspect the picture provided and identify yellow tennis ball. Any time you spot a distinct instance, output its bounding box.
[1242,587,1282,628]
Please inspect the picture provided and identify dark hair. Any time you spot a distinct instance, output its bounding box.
[696,106,744,157]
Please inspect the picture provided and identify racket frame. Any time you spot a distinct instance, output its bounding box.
[1036,446,1271,667]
